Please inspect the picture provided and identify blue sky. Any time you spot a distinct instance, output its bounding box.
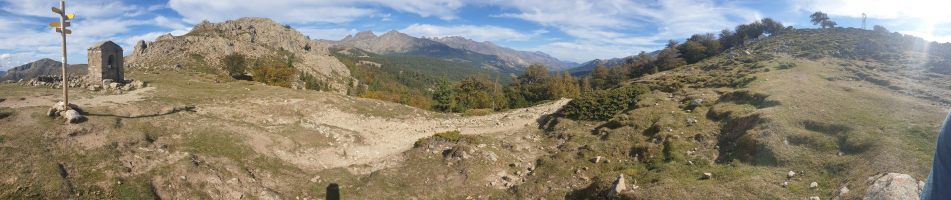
[2,0,951,70]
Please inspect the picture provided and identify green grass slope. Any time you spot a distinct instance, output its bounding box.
[508,28,950,199]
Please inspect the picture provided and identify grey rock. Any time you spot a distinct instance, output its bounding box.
[689,98,704,107]
[87,85,101,91]
[788,171,797,178]
[702,172,713,180]
[131,80,146,88]
[62,109,84,124]
[863,173,923,200]
[611,175,627,196]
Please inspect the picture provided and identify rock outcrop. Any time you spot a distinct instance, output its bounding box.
[125,18,351,93]
[863,173,924,200]
[0,58,87,81]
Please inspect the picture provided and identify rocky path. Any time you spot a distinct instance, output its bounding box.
[298,98,571,171]
[199,97,571,172]
[0,87,154,108]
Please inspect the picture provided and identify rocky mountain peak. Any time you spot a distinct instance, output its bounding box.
[125,17,352,93]
[347,31,377,41]
[380,30,411,39]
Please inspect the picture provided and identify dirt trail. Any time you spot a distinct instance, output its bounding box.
[298,98,571,171]
[200,98,571,171]
[0,87,155,108]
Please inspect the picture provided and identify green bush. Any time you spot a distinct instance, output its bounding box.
[778,62,797,69]
[222,53,249,80]
[413,131,481,147]
[251,63,296,88]
[462,108,494,116]
[560,84,651,121]
[300,72,330,91]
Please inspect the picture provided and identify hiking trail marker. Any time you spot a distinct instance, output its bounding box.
[50,0,75,105]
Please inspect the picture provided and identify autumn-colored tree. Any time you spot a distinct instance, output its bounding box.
[590,64,612,90]
[251,62,296,88]
[454,75,504,112]
[654,40,687,71]
[548,71,580,99]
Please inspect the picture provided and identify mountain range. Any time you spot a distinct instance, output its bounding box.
[0,58,87,81]
[325,30,575,73]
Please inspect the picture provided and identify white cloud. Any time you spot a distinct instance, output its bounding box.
[0,0,151,18]
[792,0,951,22]
[167,0,466,24]
[490,0,761,61]
[793,0,951,43]
[399,24,543,42]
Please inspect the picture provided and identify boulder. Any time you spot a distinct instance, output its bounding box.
[47,101,78,117]
[610,175,627,196]
[87,85,101,91]
[61,109,85,124]
[863,173,924,200]
[809,196,820,200]
[689,98,704,107]
[702,172,713,180]
[131,80,146,88]
[787,171,796,178]
[810,182,818,188]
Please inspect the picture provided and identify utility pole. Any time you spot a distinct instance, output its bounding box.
[862,13,867,30]
[51,0,74,105]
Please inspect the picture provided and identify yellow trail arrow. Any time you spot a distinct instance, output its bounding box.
[66,13,75,20]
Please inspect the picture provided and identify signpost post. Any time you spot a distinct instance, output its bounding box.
[50,0,74,106]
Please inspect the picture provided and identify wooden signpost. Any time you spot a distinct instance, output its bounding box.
[50,0,74,105]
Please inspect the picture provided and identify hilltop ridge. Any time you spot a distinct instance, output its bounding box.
[126,17,352,92]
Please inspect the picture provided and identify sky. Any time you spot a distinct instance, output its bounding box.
[2,0,951,70]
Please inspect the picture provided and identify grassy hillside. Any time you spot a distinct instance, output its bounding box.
[504,28,950,199]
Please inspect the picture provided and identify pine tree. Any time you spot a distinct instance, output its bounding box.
[591,64,611,90]
[432,80,455,112]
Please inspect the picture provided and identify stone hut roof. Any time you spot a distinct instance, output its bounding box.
[88,41,122,51]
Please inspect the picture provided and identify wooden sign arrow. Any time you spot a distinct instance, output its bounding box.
[51,7,63,15]
[55,28,72,34]
[48,22,70,27]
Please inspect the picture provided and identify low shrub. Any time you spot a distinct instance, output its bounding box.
[560,84,651,121]
[778,62,797,69]
[251,63,296,88]
[462,108,494,116]
[222,53,250,80]
[413,131,480,147]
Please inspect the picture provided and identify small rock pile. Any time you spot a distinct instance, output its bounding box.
[47,101,85,124]
[15,75,147,92]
